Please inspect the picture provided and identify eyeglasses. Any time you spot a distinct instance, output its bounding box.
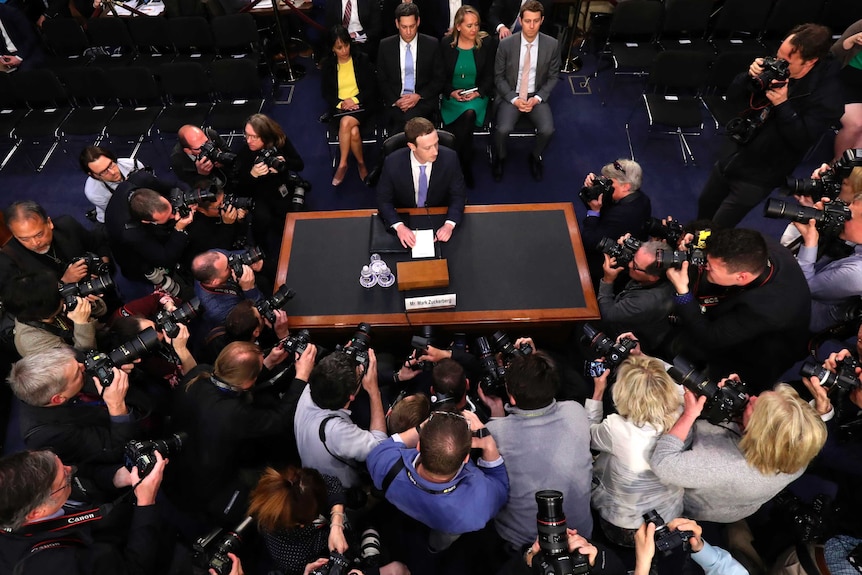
[244,133,261,141]
[94,161,117,178]
[49,464,77,497]
[613,161,627,175]
[428,410,470,430]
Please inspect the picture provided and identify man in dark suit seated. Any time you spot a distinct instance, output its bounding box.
[325,0,381,55]
[492,0,559,182]
[376,117,467,248]
[0,4,44,72]
[377,2,444,135]
[487,0,552,39]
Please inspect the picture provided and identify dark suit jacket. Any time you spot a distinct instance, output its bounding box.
[487,0,553,35]
[377,33,444,108]
[0,4,44,71]
[320,49,378,112]
[169,127,230,188]
[325,0,381,44]
[376,146,466,228]
[494,31,560,103]
[440,34,497,100]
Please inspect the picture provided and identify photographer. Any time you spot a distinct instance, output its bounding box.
[170,125,232,188]
[587,355,684,547]
[4,270,97,356]
[172,341,312,523]
[499,528,626,575]
[7,346,148,491]
[0,449,169,575]
[580,159,652,288]
[697,23,844,228]
[200,300,290,365]
[597,238,674,354]
[294,349,388,490]
[182,181,251,269]
[110,314,196,390]
[793,194,862,332]
[192,249,265,331]
[665,227,811,390]
[650,382,826,524]
[483,351,593,549]
[633,517,747,575]
[233,113,305,250]
[80,146,146,225]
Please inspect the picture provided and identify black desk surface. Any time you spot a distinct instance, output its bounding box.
[276,203,598,329]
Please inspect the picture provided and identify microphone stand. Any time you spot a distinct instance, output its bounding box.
[240,0,318,84]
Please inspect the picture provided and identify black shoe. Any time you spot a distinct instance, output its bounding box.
[528,154,543,182]
[492,157,505,182]
[365,164,382,187]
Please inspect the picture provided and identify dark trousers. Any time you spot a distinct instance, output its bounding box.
[493,99,555,160]
[444,109,477,174]
[385,98,439,135]
[697,163,773,228]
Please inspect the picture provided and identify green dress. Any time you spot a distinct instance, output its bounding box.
[441,47,488,127]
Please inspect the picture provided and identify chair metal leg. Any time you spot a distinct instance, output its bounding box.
[677,129,696,165]
[36,139,60,172]
[0,140,20,171]
[625,122,635,161]
[130,133,145,159]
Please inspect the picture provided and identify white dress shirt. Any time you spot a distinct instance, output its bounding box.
[513,34,540,103]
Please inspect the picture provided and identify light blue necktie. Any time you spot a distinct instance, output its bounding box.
[418,165,428,207]
[403,43,416,95]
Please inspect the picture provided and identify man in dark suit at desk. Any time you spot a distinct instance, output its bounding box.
[377,117,466,248]
[377,2,444,134]
[492,0,559,182]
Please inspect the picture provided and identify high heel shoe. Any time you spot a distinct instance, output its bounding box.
[332,165,348,186]
[358,162,368,182]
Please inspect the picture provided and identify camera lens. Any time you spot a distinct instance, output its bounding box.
[536,490,567,556]
[108,326,160,367]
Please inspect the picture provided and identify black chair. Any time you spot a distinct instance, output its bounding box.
[168,16,217,65]
[127,16,176,71]
[709,0,773,54]
[9,70,72,171]
[625,50,713,165]
[820,0,862,37]
[701,50,760,130]
[85,17,138,67]
[325,116,379,170]
[40,17,91,67]
[207,58,266,144]
[760,0,826,53]
[595,0,664,102]
[155,62,213,140]
[365,130,457,186]
[210,14,260,60]
[104,66,164,158]
[54,65,119,150]
[658,0,715,56]
[0,74,28,171]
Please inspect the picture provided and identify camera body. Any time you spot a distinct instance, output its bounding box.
[309,552,352,575]
[597,236,641,268]
[255,285,296,324]
[255,147,286,173]
[800,357,860,392]
[727,106,773,145]
[194,517,253,575]
[83,327,160,386]
[786,148,862,199]
[654,246,706,270]
[668,356,748,425]
[228,246,264,278]
[155,297,201,338]
[70,252,110,276]
[168,186,217,218]
[764,198,851,237]
[476,335,507,397]
[59,274,114,311]
[582,323,637,377]
[772,490,831,543]
[751,56,790,91]
[535,490,591,575]
[644,218,684,246]
[410,325,435,371]
[124,432,187,477]
[196,141,237,166]
[643,510,694,556]
[221,193,255,211]
[337,323,372,371]
[280,328,311,358]
[579,176,614,209]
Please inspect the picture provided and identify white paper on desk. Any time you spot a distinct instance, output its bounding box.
[411,229,435,258]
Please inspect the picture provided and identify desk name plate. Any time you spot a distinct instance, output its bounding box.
[405,294,457,311]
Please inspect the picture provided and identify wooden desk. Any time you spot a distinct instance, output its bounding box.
[276,203,599,330]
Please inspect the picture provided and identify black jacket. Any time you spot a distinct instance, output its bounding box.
[439,34,497,101]
[232,141,304,201]
[376,33,444,107]
[319,50,378,112]
[168,128,230,188]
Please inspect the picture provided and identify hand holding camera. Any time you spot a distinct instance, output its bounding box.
[131,450,166,506]
[95,366,130,417]
[66,296,93,324]
[62,258,90,284]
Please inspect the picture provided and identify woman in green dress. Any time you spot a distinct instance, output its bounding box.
[439,6,496,188]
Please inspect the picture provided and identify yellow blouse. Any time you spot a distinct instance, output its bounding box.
[336,58,360,108]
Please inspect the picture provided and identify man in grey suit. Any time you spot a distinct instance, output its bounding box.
[492,0,559,182]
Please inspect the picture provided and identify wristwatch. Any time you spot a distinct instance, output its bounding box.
[473,427,491,439]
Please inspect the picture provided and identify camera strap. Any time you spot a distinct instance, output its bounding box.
[2,503,113,536]
[210,376,243,397]
[318,415,364,472]
[22,320,74,344]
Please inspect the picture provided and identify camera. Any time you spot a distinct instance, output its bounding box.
[221,193,255,211]
[59,274,114,311]
[597,236,641,268]
[581,323,638,376]
[800,357,860,392]
[287,173,309,211]
[727,107,773,145]
[643,510,694,556]
[337,322,372,371]
[785,148,862,200]
[763,198,851,237]
[70,251,110,276]
[476,335,507,398]
[751,56,789,92]
[410,325,435,371]
[309,552,352,575]
[169,186,217,218]
[668,356,748,425]
[255,284,296,324]
[848,542,862,573]
[155,297,201,338]
[578,176,614,209]
[493,330,533,362]
[534,490,590,575]
[279,328,311,358]
[194,516,254,575]
[255,147,286,173]
[772,490,831,543]
[228,246,264,278]
[124,431,187,477]
[644,217,684,246]
[654,246,707,270]
[83,327,160,386]
[196,141,237,166]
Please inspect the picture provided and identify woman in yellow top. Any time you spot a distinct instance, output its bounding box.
[320,25,378,186]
